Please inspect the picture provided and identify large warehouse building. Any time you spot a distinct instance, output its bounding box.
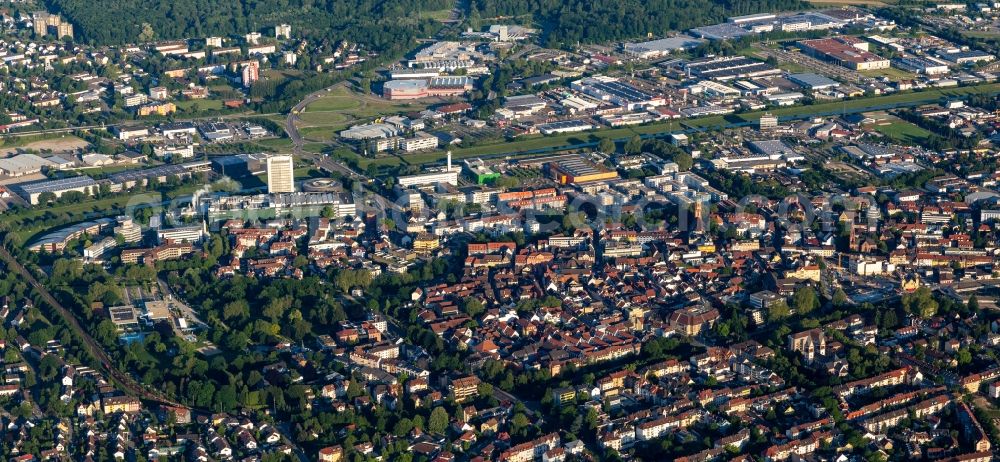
[797,37,890,70]
[570,77,665,110]
[12,176,98,205]
[547,156,619,185]
[0,153,55,177]
[382,77,475,100]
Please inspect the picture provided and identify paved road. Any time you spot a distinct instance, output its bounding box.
[285,82,347,156]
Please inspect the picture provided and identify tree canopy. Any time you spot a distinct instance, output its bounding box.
[471,0,807,47]
[49,0,450,53]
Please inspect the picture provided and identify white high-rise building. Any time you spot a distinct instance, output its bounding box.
[114,216,143,243]
[275,24,292,40]
[267,155,295,194]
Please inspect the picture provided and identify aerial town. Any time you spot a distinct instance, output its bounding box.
[1,0,1000,461]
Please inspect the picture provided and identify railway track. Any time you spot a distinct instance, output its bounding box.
[0,246,186,408]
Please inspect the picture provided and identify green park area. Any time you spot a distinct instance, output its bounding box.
[174,98,225,111]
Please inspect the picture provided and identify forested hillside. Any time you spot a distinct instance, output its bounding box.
[470,0,808,46]
[44,0,450,52]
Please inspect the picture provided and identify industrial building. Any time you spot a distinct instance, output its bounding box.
[382,76,474,100]
[537,120,594,135]
[464,158,500,184]
[340,123,400,140]
[13,176,98,205]
[398,153,460,187]
[570,77,665,110]
[0,154,55,177]
[622,35,706,59]
[546,155,619,185]
[936,49,995,64]
[797,37,890,70]
[787,73,840,90]
[689,23,755,40]
[204,192,356,221]
[106,162,210,192]
[683,56,781,81]
[157,223,207,245]
[892,56,950,75]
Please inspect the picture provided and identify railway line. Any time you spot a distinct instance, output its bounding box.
[0,245,186,409]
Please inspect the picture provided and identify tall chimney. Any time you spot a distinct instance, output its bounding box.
[447,151,452,171]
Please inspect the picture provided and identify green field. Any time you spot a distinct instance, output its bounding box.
[302,143,331,154]
[860,67,917,80]
[175,98,225,111]
[304,94,363,112]
[874,121,933,144]
[303,86,430,118]
[421,8,455,20]
[298,126,343,143]
[962,30,1000,39]
[363,82,1000,169]
[254,138,295,151]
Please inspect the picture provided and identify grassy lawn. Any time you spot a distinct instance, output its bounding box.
[304,92,363,112]
[962,30,1000,39]
[874,121,933,144]
[302,143,330,154]
[303,86,431,118]
[254,138,294,151]
[421,8,455,20]
[364,83,1000,168]
[298,112,352,127]
[860,67,917,80]
[299,126,343,142]
[174,98,225,111]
